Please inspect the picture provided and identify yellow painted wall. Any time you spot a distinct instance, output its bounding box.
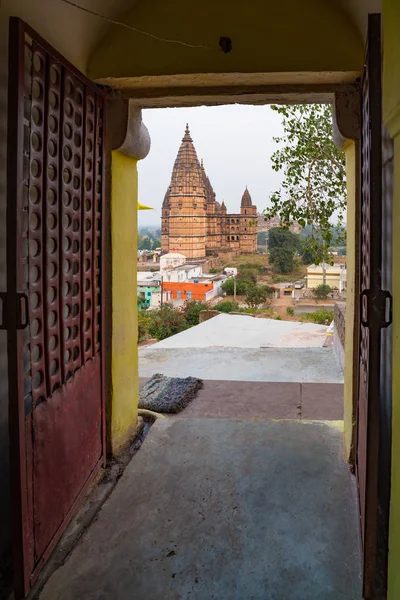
[342,140,357,460]
[383,2,400,597]
[89,0,363,80]
[111,150,139,454]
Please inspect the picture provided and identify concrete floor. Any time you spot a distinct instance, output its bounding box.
[40,419,361,600]
[153,313,329,349]
[139,379,344,420]
[139,347,344,383]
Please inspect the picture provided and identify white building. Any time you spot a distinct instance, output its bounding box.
[162,264,203,283]
[160,252,186,272]
[306,264,347,292]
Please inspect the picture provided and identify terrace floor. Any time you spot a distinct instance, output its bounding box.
[39,417,361,600]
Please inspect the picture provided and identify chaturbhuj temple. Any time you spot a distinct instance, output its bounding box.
[161,125,257,259]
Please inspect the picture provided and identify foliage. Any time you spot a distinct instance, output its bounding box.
[300,236,326,265]
[139,237,152,251]
[137,294,144,307]
[313,284,332,299]
[221,278,248,296]
[286,307,294,316]
[245,284,274,309]
[138,312,152,342]
[265,105,346,257]
[208,267,220,274]
[214,300,239,313]
[269,247,296,274]
[238,262,264,274]
[182,300,210,327]
[268,227,300,274]
[268,227,299,252]
[138,227,161,251]
[148,304,188,341]
[299,308,334,325]
[275,315,282,320]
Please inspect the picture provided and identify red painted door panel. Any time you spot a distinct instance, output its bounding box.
[6,18,105,597]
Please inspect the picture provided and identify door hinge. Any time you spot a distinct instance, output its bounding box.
[0,292,29,330]
[360,289,392,328]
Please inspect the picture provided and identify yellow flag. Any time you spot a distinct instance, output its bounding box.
[138,202,153,211]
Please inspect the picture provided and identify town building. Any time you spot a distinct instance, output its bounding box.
[137,272,172,309]
[161,126,257,259]
[306,264,347,293]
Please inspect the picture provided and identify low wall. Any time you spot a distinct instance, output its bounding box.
[199,310,220,323]
[333,303,346,373]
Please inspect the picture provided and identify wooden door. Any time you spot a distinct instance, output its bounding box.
[357,13,392,599]
[6,18,106,598]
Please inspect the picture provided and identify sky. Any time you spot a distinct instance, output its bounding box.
[138,105,285,228]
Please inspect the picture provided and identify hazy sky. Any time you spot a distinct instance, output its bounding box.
[138,105,285,228]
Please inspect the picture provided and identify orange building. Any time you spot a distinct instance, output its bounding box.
[162,281,215,302]
[162,125,257,259]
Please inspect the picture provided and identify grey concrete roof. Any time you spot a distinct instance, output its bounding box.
[153,313,329,349]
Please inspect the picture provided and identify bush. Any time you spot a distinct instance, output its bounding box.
[245,284,274,309]
[221,278,247,296]
[300,308,334,325]
[286,307,294,316]
[313,284,332,299]
[208,267,220,274]
[148,305,188,340]
[214,300,239,313]
[182,300,210,326]
[138,311,152,342]
[275,315,282,320]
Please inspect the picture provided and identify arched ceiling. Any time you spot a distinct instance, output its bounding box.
[1,0,382,80]
[0,0,135,71]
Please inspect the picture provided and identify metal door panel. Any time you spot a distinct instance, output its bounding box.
[357,13,392,599]
[7,18,106,597]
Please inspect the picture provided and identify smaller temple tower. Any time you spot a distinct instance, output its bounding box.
[240,187,258,253]
[161,187,170,252]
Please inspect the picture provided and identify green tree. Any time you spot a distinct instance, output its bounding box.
[139,237,152,251]
[300,236,326,266]
[269,247,296,274]
[152,238,161,250]
[313,284,332,299]
[221,278,247,296]
[245,284,273,309]
[182,300,210,326]
[268,227,299,274]
[265,105,346,256]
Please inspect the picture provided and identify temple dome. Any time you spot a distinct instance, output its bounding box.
[241,187,252,207]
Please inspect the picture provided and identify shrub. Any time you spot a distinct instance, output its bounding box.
[214,300,239,313]
[286,307,294,316]
[300,308,334,325]
[245,284,274,309]
[138,311,152,342]
[182,300,210,327]
[221,278,247,296]
[313,284,332,299]
[148,304,188,340]
[275,315,282,320]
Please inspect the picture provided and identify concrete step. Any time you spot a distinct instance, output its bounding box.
[139,378,344,421]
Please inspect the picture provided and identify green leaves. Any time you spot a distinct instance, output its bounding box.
[266,105,346,258]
